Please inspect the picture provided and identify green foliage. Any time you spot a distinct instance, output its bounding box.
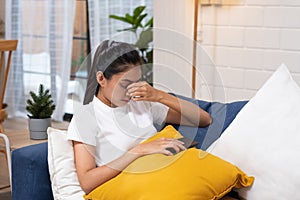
[109,5,153,83]
[110,6,152,31]
[72,51,85,69]
[0,19,4,38]
[26,84,56,119]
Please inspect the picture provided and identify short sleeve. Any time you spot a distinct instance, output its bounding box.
[67,103,98,146]
[150,102,169,125]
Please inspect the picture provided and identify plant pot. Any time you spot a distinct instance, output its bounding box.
[28,118,51,140]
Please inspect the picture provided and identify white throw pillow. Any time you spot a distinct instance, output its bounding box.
[47,127,85,200]
[208,63,300,199]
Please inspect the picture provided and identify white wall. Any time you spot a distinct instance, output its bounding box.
[153,0,195,97]
[154,0,300,102]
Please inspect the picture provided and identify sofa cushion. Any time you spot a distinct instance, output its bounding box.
[208,63,300,199]
[170,94,247,150]
[12,142,54,200]
[47,127,84,200]
[85,125,254,200]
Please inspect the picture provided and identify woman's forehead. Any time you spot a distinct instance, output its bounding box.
[117,66,141,78]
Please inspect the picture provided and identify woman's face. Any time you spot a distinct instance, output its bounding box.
[99,65,142,107]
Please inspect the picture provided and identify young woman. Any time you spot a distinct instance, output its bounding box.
[67,40,212,194]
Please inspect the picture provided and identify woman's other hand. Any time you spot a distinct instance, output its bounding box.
[129,138,186,156]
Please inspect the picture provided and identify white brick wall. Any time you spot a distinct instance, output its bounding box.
[199,0,300,102]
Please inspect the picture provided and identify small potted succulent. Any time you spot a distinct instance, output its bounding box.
[26,84,56,140]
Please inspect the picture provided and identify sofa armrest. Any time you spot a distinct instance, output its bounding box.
[169,94,248,150]
[12,142,53,200]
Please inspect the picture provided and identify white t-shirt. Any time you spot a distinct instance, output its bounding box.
[67,96,169,166]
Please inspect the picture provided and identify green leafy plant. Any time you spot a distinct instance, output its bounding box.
[26,84,56,119]
[109,5,153,83]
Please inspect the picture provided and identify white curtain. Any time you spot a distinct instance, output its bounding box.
[5,0,75,121]
[88,0,153,54]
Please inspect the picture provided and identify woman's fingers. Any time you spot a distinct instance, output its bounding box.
[162,149,174,156]
[126,82,149,98]
[161,138,186,155]
[135,137,188,156]
[128,91,145,99]
[127,86,144,94]
[126,81,162,102]
[127,81,147,90]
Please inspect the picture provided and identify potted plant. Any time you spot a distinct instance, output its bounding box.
[26,84,56,140]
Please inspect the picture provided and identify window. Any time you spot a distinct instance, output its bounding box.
[71,0,90,80]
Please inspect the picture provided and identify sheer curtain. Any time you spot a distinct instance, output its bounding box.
[88,0,153,54]
[5,0,75,121]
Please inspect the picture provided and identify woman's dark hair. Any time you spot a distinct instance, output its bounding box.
[83,40,143,104]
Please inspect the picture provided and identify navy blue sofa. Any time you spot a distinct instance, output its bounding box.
[11,95,248,200]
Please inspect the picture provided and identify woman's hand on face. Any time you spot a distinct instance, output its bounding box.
[130,138,186,156]
[126,81,163,102]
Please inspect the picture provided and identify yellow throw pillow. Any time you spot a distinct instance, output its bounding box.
[85,125,254,200]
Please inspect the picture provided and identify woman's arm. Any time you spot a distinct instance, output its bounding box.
[74,137,185,194]
[159,92,212,127]
[127,82,212,127]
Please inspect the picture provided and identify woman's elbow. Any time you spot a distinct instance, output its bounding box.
[200,113,212,127]
[79,178,96,194]
[80,182,94,194]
